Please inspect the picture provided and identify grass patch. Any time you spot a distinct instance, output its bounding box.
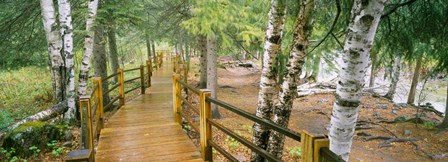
[0,67,53,131]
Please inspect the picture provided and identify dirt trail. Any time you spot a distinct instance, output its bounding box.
[188,57,448,162]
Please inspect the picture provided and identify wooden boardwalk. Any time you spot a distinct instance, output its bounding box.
[95,63,202,162]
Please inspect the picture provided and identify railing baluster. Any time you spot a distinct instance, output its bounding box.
[118,68,125,107]
[199,89,212,161]
[140,65,145,94]
[172,74,182,124]
[93,77,104,132]
[147,60,152,87]
[79,96,94,157]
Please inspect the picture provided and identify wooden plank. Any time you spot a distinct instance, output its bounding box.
[95,62,202,162]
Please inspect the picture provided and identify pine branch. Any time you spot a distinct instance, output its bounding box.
[309,0,341,53]
[381,0,418,18]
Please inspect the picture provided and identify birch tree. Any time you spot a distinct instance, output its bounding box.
[384,54,402,100]
[329,0,389,161]
[266,0,315,159]
[40,0,64,103]
[251,1,286,161]
[78,0,99,97]
[57,0,75,121]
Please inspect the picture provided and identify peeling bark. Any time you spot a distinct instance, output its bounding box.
[0,102,68,141]
[385,54,401,100]
[40,0,64,103]
[57,0,75,121]
[251,0,286,161]
[329,0,389,161]
[266,0,315,159]
[78,0,99,97]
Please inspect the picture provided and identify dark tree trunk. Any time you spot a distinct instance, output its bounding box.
[151,40,156,61]
[93,25,110,105]
[198,35,207,88]
[146,34,152,59]
[107,14,119,83]
[407,55,423,104]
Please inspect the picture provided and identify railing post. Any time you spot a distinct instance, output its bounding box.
[93,77,104,131]
[199,89,212,161]
[147,60,152,87]
[301,130,329,162]
[118,68,125,107]
[154,53,158,70]
[79,96,94,153]
[140,65,145,94]
[172,74,182,125]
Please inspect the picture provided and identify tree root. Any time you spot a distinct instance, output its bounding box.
[378,138,420,148]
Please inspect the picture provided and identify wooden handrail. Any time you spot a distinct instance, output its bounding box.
[69,55,165,161]
[171,55,343,161]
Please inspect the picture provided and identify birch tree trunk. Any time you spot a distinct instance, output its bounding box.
[78,0,99,97]
[251,0,286,161]
[329,0,389,161]
[407,55,423,104]
[439,83,448,128]
[198,35,207,88]
[107,11,119,83]
[385,54,402,100]
[266,0,315,159]
[40,0,64,103]
[206,35,222,119]
[57,0,74,120]
[368,52,377,88]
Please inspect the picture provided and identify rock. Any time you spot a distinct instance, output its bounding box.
[396,103,408,107]
[392,107,400,111]
[373,112,381,118]
[193,117,200,122]
[233,154,247,162]
[65,130,73,141]
[62,141,72,147]
[317,98,329,103]
[392,110,397,115]
[403,130,412,136]
[377,105,388,109]
[1,121,65,157]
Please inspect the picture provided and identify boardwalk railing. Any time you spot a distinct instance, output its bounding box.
[172,58,344,162]
[66,53,165,162]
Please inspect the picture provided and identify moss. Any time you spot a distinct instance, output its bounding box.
[2,122,65,157]
[11,121,46,134]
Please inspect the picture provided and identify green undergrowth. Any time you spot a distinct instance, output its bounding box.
[0,67,53,131]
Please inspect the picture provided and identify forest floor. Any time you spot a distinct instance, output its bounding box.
[186,57,448,162]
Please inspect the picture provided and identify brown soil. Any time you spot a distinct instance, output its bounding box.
[185,57,448,162]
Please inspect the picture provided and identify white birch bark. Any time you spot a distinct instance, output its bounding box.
[57,0,75,121]
[384,54,401,100]
[251,1,286,161]
[329,0,389,161]
[40,0,64,103]
[206,35,222,119]
[78,0,99,97]
[266,0,315,158]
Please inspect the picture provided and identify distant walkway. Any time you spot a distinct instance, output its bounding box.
[95,62,202,161]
